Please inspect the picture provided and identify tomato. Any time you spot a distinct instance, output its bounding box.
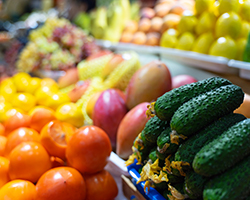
[66,125,112,174]
[83,169,118,200]
[36,166,86,200]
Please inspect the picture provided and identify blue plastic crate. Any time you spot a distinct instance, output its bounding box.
[127,159,166,200]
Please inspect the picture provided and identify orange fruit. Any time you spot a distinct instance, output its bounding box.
[40,120,76,160]
[34,85,58,105]
[40,77,58,88]
[66,125,112,174]
[36,166,86,200]
[27,77,42,94]
[1,107,24,123]
[50,156,66,168]
[43,92,71,110]
[8,141,52,183]
[86,92,102,119]
[0,78,16,101]
[4,127,40,158]
[4,112,31,136]
[83,169,118,200]
[29,106,57,132]
[0,136,7,156]
[0,156,10,188]
[0,102,12,122]
[12,72,31,93]
[0,123,4,135]
[11,93,37,113]
[0,179,36,200]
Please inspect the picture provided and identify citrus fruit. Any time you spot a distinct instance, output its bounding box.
[0,95,5,102]
[29,106,57,132]
[235,38,247,61]
[0,78,16,101]
[4,127,40,158]
[11,93,37,113]
[43,92,71,110]
[240,0,250,22]
[66,126,112,174]
[40,120,76,160]
[8,141,52,183]
[209,36,237,59]
[0,123,4,135]
[215,11,242,39]
[12,72,31,93]
[34,85,59,105]
[50,156,66,168]
[36,167,86,200]
[27,77,42,94]
[192,32,215,54]
[176,32,195,51]
[160,28,179,48]
[218,0,240,16]
[0,102,12,122]
[177,11,198,34]
[0,136,7,156]
[86,91,102,119]
[195,0,214,15]
[0,179,36,200]
[83,169,118,200]
[1,107,25,124]
[0,156,10,188]
[195,11,216,36]
[55,102,84,127]
[40,77,59,88]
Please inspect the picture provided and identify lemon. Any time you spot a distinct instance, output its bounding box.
[218,0,240,16]
[12,72,31,93]
[0,78,16,101]
[209,36,237,59]
[160,29,179,48]
[34,85,59,105]
[176,32,195,51]
[192,32,215,54]
[240,0,250,22]
[0,102,12,122]
[177,11,198,34]
[55,102,84,128]
[27,77,42,94]
[195,0,214,16]
[0,95,6,103]
[40,78,59,89]
[11,93,37,113]
[238,21,250,38]
[43,92,71,110]
[215,12,242,39]
[195,11,217,36]
[235,38,247,60]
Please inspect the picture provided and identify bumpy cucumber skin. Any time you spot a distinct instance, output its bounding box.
[170,84,244,137]
[143,116,169,143]
[203,154,250,200]
[184,170,208,199]
[175,113,246,165]
[154,77,232,121]
[148,148,158,163]
[193,118,250,177]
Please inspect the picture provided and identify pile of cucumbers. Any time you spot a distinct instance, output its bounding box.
[127,77,250,200]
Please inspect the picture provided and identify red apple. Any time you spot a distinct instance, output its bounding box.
[125,60,172,110]
[93,89,128,149]
[172,74,198,89]
[116,102,150,159]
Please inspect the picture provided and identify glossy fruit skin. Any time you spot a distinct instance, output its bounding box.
[171,74,198,89]
[125,60,172,110]
[0,179,36,200]
[83,169,118,200]
[66,126,112,174]
[0,156,10,188]
[4,127,40,158]
[0,136,7,156]
[8,141,52,183]
[116,102,150,159]
[68,80,91,103]
[93,89,128,148]
[36,167,86,200]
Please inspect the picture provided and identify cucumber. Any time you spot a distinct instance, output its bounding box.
[170,84,244,137]
[193,118,250,177]
[203,154,250,200]
[154,77,232,121]
[175,113,246,165]
[184,170,208,199]
[143,115,169,143]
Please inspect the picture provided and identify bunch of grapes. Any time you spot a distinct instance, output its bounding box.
[17,17,101,73]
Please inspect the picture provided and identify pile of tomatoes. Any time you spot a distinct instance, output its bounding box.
[0,72,119,200]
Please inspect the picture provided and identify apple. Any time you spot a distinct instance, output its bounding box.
[125,60,172,110]
[93,89,128,149]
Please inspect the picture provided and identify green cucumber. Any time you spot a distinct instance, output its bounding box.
[203,154,250,200]
[184,170,207,199]
[193,118,250,177]
[170,84,244,137]
[143,115,169,143]
[154,77,232,121]
[175,113,246,165]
